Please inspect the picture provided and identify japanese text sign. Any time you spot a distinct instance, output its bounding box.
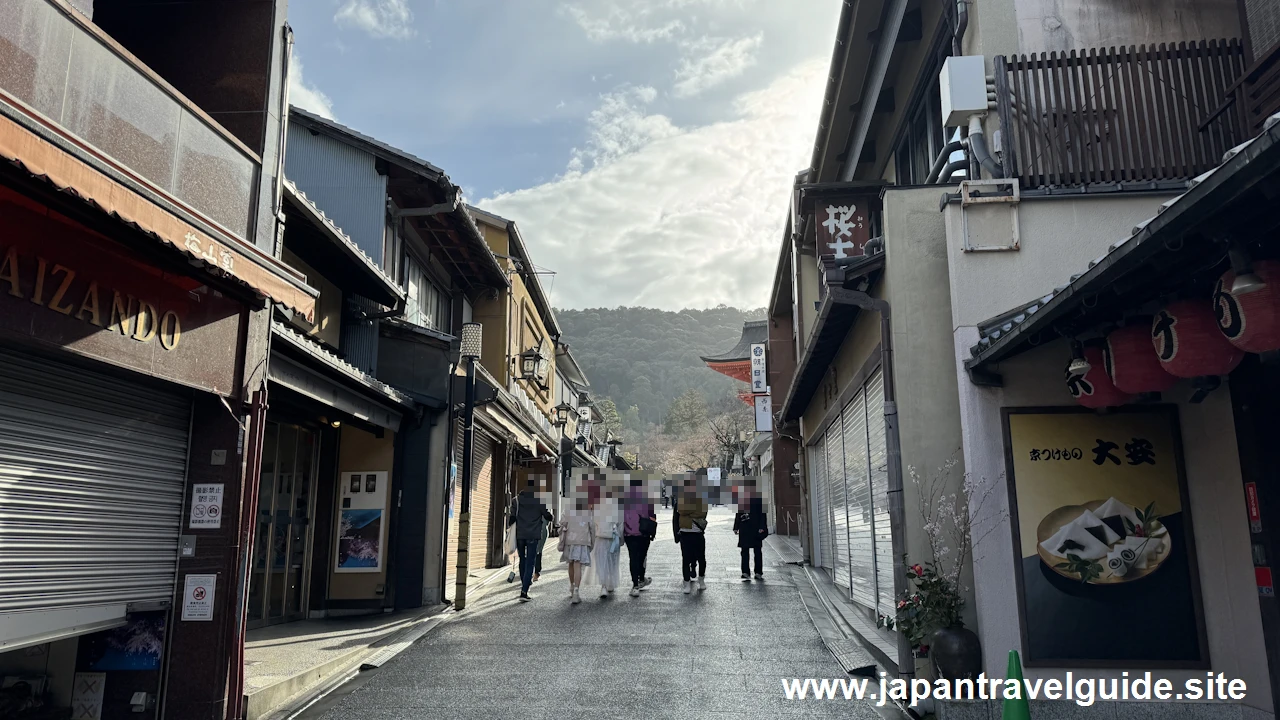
[750,342,768,393]
[188,483,224,529]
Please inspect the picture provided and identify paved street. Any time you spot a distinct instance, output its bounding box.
[296,507,887,719]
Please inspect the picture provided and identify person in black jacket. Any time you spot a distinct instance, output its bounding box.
[508,478,553,601]
[733,496,768,580]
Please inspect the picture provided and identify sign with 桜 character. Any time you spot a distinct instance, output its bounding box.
[181,574,216,621]
[1002,405,1206,668]
[188,483,224,529]
[815,198,871,260]
[750,343,768,393]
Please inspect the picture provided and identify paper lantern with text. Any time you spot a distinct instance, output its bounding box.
[1215,260,1280,353]
[1152,300,1245,378]
[1067,346,1133,408]
[1104,324,1177,394]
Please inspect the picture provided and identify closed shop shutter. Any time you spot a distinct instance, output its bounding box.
[825,417,850,595]
[866,369,896,617]
[445,417,462,596]
[0,345,191,633]
[811,437,830,572]
[468,429,494,572]
[843,390,876,609]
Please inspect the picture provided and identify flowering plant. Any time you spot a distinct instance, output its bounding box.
[878,560,964,652]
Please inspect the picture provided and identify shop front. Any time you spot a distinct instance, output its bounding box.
[0,161,314,717]
[955,115,1280,714]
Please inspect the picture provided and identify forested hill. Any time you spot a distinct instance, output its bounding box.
[557,306,766,428]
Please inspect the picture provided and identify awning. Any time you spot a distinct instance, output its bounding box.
[779,255,884,422]
[283,180,404,307]
[483,405,538,454]
[270,322,412,431]
[966,112,1280,380]
[0,109,317,320]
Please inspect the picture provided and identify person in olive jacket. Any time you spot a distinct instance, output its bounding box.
[733,496,769,580]
[508,479,553,602]
[674,476,709,593]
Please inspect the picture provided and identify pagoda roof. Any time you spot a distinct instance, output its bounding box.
[699,320,768,363]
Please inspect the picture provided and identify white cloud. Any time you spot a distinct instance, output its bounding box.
[673,33,762,97]
[335,0,416,40]
[289,55,336,120]
[561,3,686,43]
[479,59,826,310]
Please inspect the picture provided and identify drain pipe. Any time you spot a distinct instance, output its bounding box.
[829,288,913,678]
[924,140,964,184]
[966,115,1005,179]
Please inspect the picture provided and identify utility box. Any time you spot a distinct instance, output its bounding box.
[940,55,988,126]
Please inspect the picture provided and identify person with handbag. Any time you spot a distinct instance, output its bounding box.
[676,478,709,593]
[623,477,657,597]
[507,478,552,602]
[733,495,769,580]
[557,495,594,604]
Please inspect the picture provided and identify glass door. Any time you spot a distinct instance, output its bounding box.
[247,422,318,628]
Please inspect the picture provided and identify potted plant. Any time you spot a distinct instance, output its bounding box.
[878,458,1002,680]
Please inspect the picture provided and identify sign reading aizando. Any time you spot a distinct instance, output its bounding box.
[0,244,183,351]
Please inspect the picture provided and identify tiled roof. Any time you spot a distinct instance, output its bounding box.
[283,179,404,301]
[271,321,413,407]
[970,110,1280,361]
[700,320,769,363]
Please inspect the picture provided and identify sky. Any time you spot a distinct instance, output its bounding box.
[286,0,841,310]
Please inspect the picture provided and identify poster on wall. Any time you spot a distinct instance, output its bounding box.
[82,611,166,671]
[1003,406,1207,667]
[336,471,388,573]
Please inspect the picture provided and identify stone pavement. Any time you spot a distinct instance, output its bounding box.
[294,506,891,720]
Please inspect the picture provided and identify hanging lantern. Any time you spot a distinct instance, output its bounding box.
[1067,346,1132,408]
[1152,300,1245,378]
[1215,259,1280,353]
[1104,324,1176,394]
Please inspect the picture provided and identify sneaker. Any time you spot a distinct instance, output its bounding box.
[571,590,581,604]
[630,586,640,597]
[697,578,706,591]
[640,577,653,589]
[741,572,750,580]
[533,573,540,582]
[682,581,692,594]
[754,572,764,580]
[519,592,530,602]
[600,589,609,598]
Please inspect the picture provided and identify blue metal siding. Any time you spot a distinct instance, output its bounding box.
[284,126,388,262]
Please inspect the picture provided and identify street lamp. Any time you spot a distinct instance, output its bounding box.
[454,322,482,611]
[518,345,545,382]
[554,401,574,499]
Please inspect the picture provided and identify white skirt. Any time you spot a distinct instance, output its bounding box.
[584,537,621,591]
[561,544,592,565]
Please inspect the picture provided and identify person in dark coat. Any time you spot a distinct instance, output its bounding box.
[733,496,768,580]
[508,478,553,601]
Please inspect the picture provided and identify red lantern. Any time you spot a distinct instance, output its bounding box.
[1215,259,1280,353]
[1152,300,1245,378]
[1067,346,1132,408]
[1104,324,1176,394]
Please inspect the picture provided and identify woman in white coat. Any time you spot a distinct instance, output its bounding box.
[585,485,622,598]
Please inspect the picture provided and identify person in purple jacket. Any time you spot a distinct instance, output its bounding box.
[623,477,657,597]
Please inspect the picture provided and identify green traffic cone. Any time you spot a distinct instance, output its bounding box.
[1002,650,1031,720]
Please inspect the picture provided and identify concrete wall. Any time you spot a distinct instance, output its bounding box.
[945,194,1179,330]
[883,186,976,626]
[329,426,395,601]
[952,336,1272,713]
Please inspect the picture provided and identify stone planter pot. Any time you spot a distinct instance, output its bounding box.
[931,625,982,680]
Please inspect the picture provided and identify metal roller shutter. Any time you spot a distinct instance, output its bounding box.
[811,438,830,572]
[825,418,851,595]
[0,345,191,623]
[843,391,876,609]
[468,430,494,572]
[866,369,896,617]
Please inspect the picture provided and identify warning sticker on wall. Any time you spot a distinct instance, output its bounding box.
[189,483,224,529]
[182,574,216,621]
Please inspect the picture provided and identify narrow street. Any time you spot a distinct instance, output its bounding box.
[295,507,886,720]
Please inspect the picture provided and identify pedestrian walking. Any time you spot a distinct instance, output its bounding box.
[557,497,594,604]
[533,507,549,582]
[661,484,670,509]
[586,484,622,598]
[675,479,708,593]
[734,496,768,580]
[623,478,657,597]
[508,479,552,602]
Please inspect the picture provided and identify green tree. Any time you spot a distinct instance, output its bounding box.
[664,389,707,435]
[595,398,623,436]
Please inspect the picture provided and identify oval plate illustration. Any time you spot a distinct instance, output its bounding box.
[1036,499,1170,585]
